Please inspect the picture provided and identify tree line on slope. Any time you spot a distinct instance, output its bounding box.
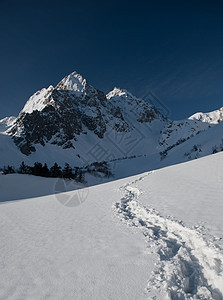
[1,161,113,182]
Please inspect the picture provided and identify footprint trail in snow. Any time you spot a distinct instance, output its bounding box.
[114,172,223,299]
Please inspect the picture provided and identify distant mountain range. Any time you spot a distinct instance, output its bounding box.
[1,71,223,170]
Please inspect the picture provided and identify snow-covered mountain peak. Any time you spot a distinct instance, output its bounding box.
[106,87,135,100]
[55,71,87,94]
[189,107,223,124]
[5,69,169,157]
[21,85,54,114]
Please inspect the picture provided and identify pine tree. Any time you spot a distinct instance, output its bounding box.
[62,163,74,179]
[50,163,62,177]
[42,163,50,177]
[32,162,43,176]
[3,165,16,175]
[18,161,29,174]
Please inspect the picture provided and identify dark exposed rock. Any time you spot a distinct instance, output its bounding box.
[8,72,165,156]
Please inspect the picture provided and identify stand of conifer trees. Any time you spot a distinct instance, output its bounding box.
[1,161,113,182]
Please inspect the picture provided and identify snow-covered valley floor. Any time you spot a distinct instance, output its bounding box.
[1,152,223,299]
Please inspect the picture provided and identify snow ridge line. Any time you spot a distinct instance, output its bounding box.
[114,172,223,299]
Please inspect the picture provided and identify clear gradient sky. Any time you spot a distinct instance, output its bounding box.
[1,0,223,119]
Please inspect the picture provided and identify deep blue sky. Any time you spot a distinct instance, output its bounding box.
[1,0,223,119]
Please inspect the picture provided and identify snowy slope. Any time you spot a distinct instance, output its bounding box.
[21,85,54,114]
[161,121,223,165]
[189,107,223,124]
[0,116,16,133]
[0,174,154,300]
[1,151,223,299]
[117,153,223,298]
[135,152,223,298]
[158,119,211,155]
[0,174,81,202]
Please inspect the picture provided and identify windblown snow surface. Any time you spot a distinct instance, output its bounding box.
[1,152,223,299]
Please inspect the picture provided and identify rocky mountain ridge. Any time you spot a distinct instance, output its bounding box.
[4,72,165,164]
[1,71,223,169]
[189,107,223,124]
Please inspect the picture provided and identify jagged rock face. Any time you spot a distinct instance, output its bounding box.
[7,71,166,157]
[106,87,165,124]
[8,72,131,155]
[9,104,82,155]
